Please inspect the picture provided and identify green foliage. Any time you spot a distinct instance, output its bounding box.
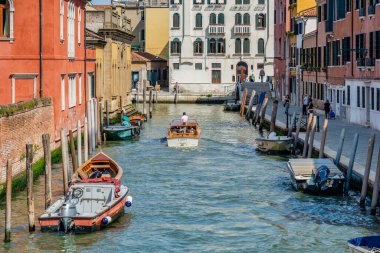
[0,97,52,117]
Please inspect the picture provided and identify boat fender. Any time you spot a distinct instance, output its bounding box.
[102,216,112,225]
[126,196,133,207]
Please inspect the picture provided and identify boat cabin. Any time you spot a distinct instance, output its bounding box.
[168,120,200,138]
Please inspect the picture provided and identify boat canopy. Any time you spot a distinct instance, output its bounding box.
[170,120,199,127]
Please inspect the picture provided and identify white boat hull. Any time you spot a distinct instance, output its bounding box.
[255,137,292,152]
[167,138,199,147]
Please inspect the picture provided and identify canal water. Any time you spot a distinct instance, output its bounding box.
[1,104,379,252]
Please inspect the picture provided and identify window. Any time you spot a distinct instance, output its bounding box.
[235,38,241,54]
[195,63,202,70]
[77,7,81,44]
[362,86,365,108]
[256,13,266,29]
[243,38,250,53]
[235,13,242,25]
[60,0,64,41]
[356,33,365,64]
[170,0,183,4]
[357,86,360,107]
[243,13,250,25]
[67,2,75,58]
[210,13,217,25]
[212,70,221,84]
[194,0,204,4]
[171,39,181,54]
[195,13,202,28]
[194,38,203,54]
[218,13,224,25]
[141,10,145,20]
[318,6,322,22]
[208,38,216,53]
[258,0,264,4]
[347,85,351,105]
[173,63,179,70]
[140,29,145,41]
[61,75,65,111]
[371,87,375,110]
[258,38,264,54]
[78,74,82,105]
[342,37,351,64]
[377,88,380,111]
[376,31,380,60]
[212,63,221,68]
[68,75,76,108]
[173,13,180,28]
[217,38,225,54]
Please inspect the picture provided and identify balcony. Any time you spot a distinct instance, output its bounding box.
[368,5,376,16]
[208,25,225,35]
[233,25,250,35]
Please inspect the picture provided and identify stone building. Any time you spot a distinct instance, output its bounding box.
[169,0,274,94]
[86,2,135,113]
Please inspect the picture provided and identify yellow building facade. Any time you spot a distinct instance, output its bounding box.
[145,8,169,60]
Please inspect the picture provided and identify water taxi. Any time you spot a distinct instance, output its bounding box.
[348,236,380,253]
[167,120,201,147]
[39,152,132,233]
[255,132,292,153]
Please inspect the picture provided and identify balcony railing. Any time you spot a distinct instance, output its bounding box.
[233,25,250,35]
[368,5,376,15]
[208,25,225,35]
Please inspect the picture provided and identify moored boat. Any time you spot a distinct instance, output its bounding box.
[167,120,201,147]
[287,158,345,195]
[255,132,292,153]
[39,152,132,233]
[224,100,240,111]
[129,114,146,127]
[348,236,380,253]
[103,125,140,141]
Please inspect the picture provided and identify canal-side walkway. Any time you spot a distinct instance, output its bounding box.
[255,100,380,187]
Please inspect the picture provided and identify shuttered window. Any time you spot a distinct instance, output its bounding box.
[375,31,380,59]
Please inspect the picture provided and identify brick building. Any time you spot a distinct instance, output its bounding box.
[0,0,96,139]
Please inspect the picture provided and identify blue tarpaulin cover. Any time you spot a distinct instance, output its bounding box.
[348,236,380,248]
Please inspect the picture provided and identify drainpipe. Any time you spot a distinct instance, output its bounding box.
[351,0,354,77]
[264,0,270,63]
[84,4,87,111]
[39,0,43,98]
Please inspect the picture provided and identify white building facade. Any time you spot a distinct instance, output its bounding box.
[169,0,274,94]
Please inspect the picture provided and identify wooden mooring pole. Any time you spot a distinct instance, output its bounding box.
[319,119,329,158]
[344,133,359,195]
[302,114,313,158]
[69,130,78,173]
[42,134,52,209]
[371,149,380,215]
[360,134,375,207]
[77,120,82,166]
[26,144,35,232]
[258,97,269,132]
[245,90,256,121]
[84,118,88,162]
[287,112,296,137]
[4,160,12,242]
[270,99,278,132]
[335,128,346,166]
[307,115,317,158]
[105,100,110,127]
[143,81,147,115]
[61,128,69,193]
[149,88,153,119]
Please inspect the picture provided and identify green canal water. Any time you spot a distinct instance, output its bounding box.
[1,104,379,252]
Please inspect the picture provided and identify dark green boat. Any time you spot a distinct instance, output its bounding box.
[103,126,140,141]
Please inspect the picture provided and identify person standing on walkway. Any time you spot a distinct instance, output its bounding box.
[308,98,314,115]
[324,100,331,119]
[284,95,290,116]
[303,94,309,115]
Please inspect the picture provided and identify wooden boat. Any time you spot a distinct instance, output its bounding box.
[167,120,201,147]
[129,114,146,127]
[39,152,132,233]
[103,125,140,141]
[255,132,292,153]
[348,236,380,252]
[224,100,240,111]
[287,158,345,195]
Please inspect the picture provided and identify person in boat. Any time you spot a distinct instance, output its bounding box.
[181,112,188,124]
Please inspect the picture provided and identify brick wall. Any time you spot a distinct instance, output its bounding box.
[0,104,56,183]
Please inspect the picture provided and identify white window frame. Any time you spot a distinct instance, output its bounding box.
[60,0,64,42]
[67,2,75,58]
[68,74,76,108]
[61,75,65,111]
[77,7,81,45]
[78,73,82,105]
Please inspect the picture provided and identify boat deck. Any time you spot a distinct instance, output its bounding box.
[287,158,343,181]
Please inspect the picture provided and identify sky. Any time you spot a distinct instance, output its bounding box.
[92,0,111,4]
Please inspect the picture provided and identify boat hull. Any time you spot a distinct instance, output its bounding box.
[167,138,199,147]
[256,138,292,153]
[39,195,127,233]
[104,126,139,141]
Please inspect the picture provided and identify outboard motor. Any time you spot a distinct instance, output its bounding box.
[58,203,77,233]
[314,165,331,191]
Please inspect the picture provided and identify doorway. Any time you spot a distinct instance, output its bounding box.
[236,62,248,83]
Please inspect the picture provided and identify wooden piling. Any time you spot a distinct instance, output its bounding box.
[155,90,158,103]
[69,130,77,172]
[98,102,103,145]
[42,134,52,209]
[149,88,153,119]
[143,81,147,115]
[270,99,278,132]
[87,100,93,156]
[319,119,329,158]
[258,97,269,132]
[344,133,359,195]
[287,112,296,137]
[335,128,346,166]
[239,88,248,117]
[61,128,69,193]
[4,160,12,242]
[294,113,303,146]
[26,144,35,232]
[245,90,256,120]
[105,100,110,127]
[253,98,263,126]
[371,149,380,215]
[302,113,314,158]
[91,100,96,152]
[77,121,82,166]
[307,115,317,158]
[84,118,88,162]
[360,134,375,207]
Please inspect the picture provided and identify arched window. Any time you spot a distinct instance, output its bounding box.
[195,13,202,28]
[258,38,264,54]
[173,13,180,28]
[256,13,266,29]
[209,38,216,54]
[171,38,181,54]
[218,13,224,25]
[78,7,81,44]
[60,0,64,41]
[243,38,250,53]
[217,38,225,53]
[235,13,242,25]
[194,38,203,54]
[67,2,76,58]
[243,0,250,3]
[258,0,264,4]
[235,38,241,54]
[209,13,217,25]
[243,13,250,25]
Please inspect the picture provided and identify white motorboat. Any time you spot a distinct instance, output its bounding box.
[167,120,201,148]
